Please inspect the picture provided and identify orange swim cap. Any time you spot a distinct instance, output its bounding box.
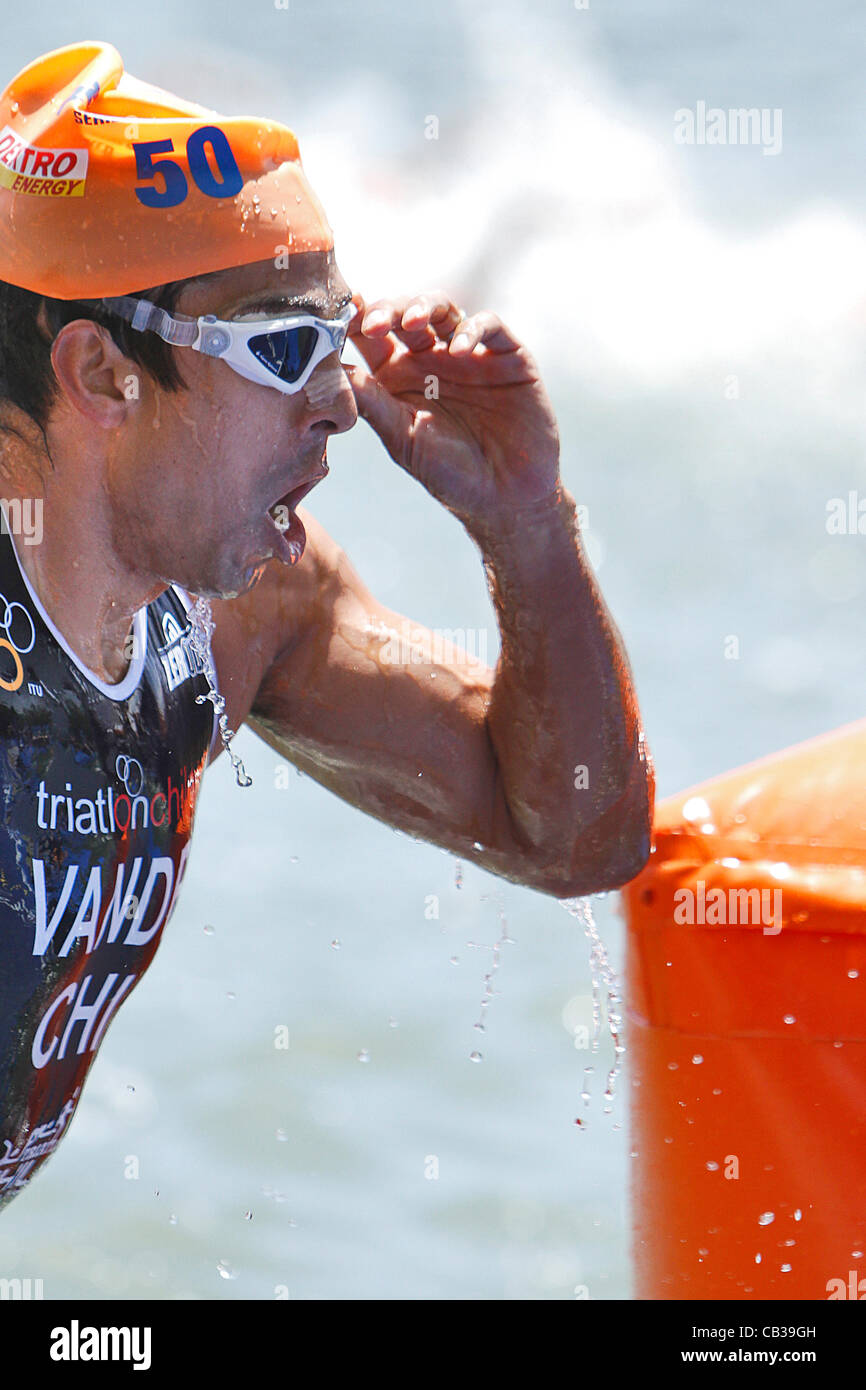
[0,41,334,299]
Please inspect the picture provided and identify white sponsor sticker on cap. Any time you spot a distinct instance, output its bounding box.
[0,125,88,198]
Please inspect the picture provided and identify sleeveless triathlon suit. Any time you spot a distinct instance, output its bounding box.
[0,521,219,1207]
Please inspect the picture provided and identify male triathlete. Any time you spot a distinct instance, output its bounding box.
[0,42,653,1207]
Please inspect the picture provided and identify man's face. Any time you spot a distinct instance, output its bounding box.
[115,250,357,598]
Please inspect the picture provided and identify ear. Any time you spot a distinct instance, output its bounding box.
[49,319,137,428]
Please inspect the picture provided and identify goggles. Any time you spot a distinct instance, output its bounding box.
[101,295,356,395]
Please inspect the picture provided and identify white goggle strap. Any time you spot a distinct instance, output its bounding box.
[101,296,200,348]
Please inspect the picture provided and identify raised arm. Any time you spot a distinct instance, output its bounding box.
[240,289,652,897]
[245,500,651,898]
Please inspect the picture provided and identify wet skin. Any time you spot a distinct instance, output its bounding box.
[1,252,653,896]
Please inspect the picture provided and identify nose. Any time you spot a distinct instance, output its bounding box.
[301,354,358,434]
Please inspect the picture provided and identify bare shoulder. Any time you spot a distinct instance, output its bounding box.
[202,508,344,764]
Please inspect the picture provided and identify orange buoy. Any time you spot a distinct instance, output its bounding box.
[621,719,866,1300]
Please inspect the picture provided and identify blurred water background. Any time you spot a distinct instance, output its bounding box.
[2,0,866,1299]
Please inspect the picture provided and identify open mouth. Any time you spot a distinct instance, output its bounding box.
[266,464,328,564]
[268,468,327,530]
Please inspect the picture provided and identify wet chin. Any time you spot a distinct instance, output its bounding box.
[183,552,267,601]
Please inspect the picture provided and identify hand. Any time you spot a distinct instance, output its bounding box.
[345,289,562,535]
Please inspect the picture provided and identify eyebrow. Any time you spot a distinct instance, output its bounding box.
[224,289,353,319]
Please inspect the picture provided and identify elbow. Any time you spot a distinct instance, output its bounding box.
[528,831,652,900]
[525,761,655,900]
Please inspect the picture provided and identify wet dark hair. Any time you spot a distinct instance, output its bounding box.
[0,276,191,440]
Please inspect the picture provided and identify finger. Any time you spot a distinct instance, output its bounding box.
[362,292,465,354]
[346,295,398,373]
[359,295,437,354]
[401,291,464,344]
[343,362,415,470]
[449,310,522,356]
[358,297,410,335]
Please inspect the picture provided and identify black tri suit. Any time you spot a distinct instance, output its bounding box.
[0,521,217,1207]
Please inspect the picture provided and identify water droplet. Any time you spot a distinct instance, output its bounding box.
[848,969,859,979]
[706,1161,719,1171]
[330,939,341,950]
[226,991,236,1001]
[126,1085,135,1093]
[783,1014,796,1025]
[388,1016,399,1028]
[357,1049,370,1063]
[449,955,459,965]
[692,1054,703,1065]
[454,861,463,889]
[169,1213,177,1226]
[203,923,215,935]
[190,597,253,787]
[667,1061,679,1071]
[473,1021,485,1032]
[755,1253,762,1264]
[276,1128,288,1142]
[758,1211,775,1226]
[559,897,625,1103]
[216,1260,237,1280]
[244,1211,253,1221]
[780,1263,792,1273]
[473,841,484,851]
[794,1209,802,1221]
[469,1051,483,1063]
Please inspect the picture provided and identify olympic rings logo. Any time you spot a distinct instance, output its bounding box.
[0,591,36,693]
[115,755,145,796]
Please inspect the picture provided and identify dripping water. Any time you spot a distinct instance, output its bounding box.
[560,897,625,1121]
[187,596,253,788]
[466,891,514,1060]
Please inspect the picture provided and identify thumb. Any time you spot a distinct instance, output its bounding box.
[344,363,415,468]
